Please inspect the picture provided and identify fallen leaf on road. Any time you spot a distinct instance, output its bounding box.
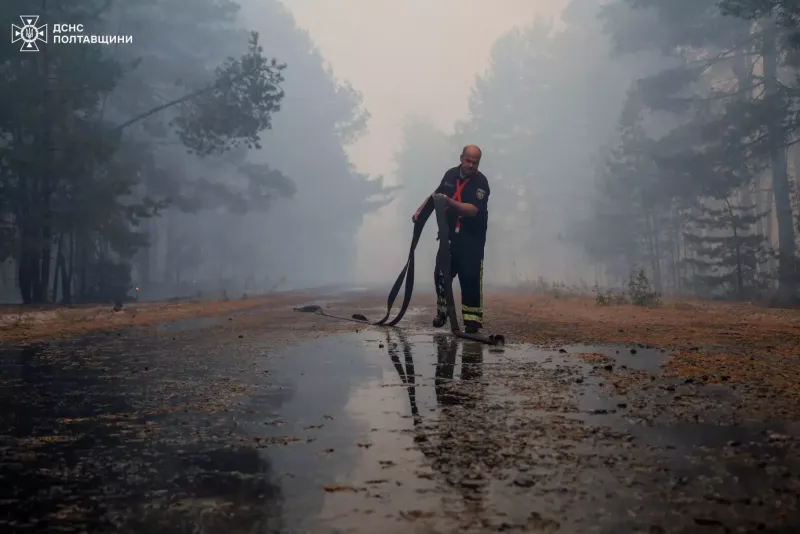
[400,510,435,520]
[323,485,357,493]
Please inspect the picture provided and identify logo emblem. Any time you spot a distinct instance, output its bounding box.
[12,16,47,52]
[476,188,485,200]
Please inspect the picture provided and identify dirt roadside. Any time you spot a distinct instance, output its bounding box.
[2,289,800,531]
[5,289,800,353]
[0,293,311,344]
[336,289,800,352]
[3,289,800,416]
[334,290,800,422]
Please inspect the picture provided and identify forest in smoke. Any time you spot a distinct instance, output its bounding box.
[3,0,800,305]
[395,0,800,304]
[0,0,393,304]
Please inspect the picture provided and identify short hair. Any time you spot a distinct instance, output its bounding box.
[461,145,482,158]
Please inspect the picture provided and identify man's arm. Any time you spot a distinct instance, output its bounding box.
[411,192,436,222]
[414,194,433,216]
[439,196,479,217]
[412,173,449,222]
[438,177,489,218]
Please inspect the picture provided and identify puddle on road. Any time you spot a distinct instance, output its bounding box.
[239,331,501,532]
[2,331,800,533]
[555,342,670,372]
[240,331,800,532]
[151,315,225,333]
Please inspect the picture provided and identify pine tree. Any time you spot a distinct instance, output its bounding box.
[682,198,772,298]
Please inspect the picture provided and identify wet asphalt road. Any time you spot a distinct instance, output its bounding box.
[1,318,800,533]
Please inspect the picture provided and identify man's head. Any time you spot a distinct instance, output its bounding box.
[460,145,482,177]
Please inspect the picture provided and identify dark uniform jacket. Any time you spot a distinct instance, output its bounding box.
[435,166,490,243]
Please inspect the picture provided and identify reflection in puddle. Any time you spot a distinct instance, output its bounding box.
[3,329,799,533]
[304,330,495,533]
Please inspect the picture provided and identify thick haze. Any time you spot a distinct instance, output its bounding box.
[282,0,570,286]
[281,0,567,177]
[5,0,794,304]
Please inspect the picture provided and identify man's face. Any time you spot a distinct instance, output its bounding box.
[460,151,480,176]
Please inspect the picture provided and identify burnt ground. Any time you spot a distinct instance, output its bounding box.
[1,290,800,533]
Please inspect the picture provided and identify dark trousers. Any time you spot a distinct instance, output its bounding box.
[434,234,485,328]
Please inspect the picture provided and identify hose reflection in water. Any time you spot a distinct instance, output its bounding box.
[385,330,488,525]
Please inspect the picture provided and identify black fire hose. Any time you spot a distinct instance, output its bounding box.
[294,195,505,346]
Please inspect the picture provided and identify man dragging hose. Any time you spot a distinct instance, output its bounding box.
[412,145,491,334]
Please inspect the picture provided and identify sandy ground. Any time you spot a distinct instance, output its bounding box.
[9,289,799,349]
[0,293,310,344]
[5,289,800,408]
[2,289,800,532]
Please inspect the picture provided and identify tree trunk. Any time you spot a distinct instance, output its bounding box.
[164,212,174,288]
[673,209,682,293]
[58,254,70,305]
[36,222,52,303]
[29,12,55,304]
[52,232,63,302]
[139,219,152,286]
[651,210,663,292]
[16,154,39,304]
[18,244,35,305]
[763,29,798,303]
[78,233,88,303]
[643,206,661,292]
[63,230,75,305]
[731,208,743,298]
[734,239,743,299]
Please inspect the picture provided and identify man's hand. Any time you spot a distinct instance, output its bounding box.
[412,192,450,223]
[434,193,452,206]
[438,193,478,217]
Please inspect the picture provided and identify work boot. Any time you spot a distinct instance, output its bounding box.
[432,311,447,328]
[464,323,481,334]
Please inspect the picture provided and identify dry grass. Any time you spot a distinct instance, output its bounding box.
[340,289,800,354]
[353,289,800,403]
[489,291,800,353]
[0,293,304,343]
[481,291,800,407]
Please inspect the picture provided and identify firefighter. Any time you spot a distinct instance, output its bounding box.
[412,145,490,334]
